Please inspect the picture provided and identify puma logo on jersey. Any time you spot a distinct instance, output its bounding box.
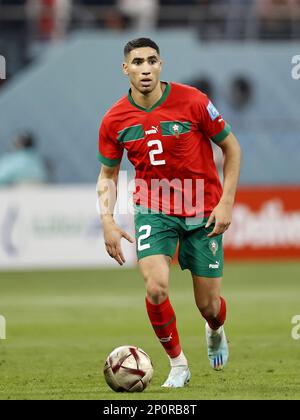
[145,126,159,135]
[218,118,224,123]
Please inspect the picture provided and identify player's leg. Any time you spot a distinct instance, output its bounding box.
[139,254,182,359]
[178,222,228,370]
[138,254,190,388]
[192,275,228,370]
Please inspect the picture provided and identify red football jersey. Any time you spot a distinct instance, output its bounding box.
[98,82,231,217]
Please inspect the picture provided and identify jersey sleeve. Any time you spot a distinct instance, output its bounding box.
[195,93,231,143]
[98,118,124,167]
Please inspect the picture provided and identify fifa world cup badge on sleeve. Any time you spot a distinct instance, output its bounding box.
[207,101,220,121]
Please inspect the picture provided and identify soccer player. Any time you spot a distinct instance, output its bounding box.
[97,38,241,388]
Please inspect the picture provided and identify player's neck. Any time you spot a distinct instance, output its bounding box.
[130,82,166,110]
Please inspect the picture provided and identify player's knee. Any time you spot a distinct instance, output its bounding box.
[146,282,168,304]
[197,299,220,319]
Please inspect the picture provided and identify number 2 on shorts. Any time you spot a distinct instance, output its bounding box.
[138,225,151,251]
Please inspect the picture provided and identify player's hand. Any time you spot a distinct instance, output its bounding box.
[205,201,232,238]
[102,218,135,265]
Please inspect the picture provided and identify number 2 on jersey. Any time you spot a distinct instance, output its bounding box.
[147,140,166,166]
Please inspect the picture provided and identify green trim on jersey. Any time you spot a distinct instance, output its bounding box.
[211,122,231,143]
[128,82,171,112]
[160,121,191,136]
[97,152,121,167]
[117,124,144,143]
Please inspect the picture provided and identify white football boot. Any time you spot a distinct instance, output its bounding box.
[161,351,191,388]
[161,366,191,388]
[205,322,229,370]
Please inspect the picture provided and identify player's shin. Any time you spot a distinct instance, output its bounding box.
[146,296,190,387]
[145,296,184,360]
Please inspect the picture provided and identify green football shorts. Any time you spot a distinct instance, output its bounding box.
[134,205,223,278]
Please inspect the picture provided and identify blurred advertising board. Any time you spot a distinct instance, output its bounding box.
[224,187,300,260]
[1,185,299,270]
[0,185,136,270]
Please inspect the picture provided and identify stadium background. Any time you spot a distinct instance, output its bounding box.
[0,0,299,400]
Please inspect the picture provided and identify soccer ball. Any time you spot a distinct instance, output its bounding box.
[103,345,153,392]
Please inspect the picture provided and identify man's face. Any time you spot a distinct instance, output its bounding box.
[123,47,162,94]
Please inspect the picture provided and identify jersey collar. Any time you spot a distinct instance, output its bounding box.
[127,82,171,112]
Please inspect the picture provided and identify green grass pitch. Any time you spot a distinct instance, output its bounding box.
[0,262,300,400]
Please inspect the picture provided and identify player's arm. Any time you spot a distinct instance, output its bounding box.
[97,164,134,266]
[206,132,242,237]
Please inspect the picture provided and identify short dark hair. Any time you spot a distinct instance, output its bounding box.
[124,38,160,57]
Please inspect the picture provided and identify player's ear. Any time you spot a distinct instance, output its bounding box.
[159,59,163,72]
[122,62,129,76]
